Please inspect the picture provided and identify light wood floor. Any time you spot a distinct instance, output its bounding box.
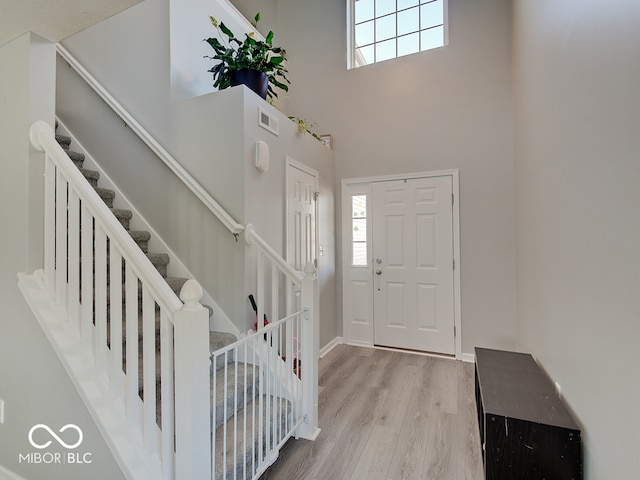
[261,344,484,480]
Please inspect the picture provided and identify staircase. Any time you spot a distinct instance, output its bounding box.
[54,131,191,298]
[54,128,227,411]
[15,121,317,479]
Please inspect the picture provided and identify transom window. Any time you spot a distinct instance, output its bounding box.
[348,0,447,68]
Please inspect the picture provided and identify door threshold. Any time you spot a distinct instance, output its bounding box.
[372,344,456,360]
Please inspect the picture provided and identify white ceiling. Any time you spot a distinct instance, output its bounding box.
[0,0,143,43]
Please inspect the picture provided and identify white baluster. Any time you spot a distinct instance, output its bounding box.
[125,263,141,428]
[222,354,228,480]
[80,205,93,347]
[68,189,81,331]
[43,156,55,291]
[160,309,174,480]
[95,224,108,371]
[142,285,158,453]
[55,168,68,311]
[252,334,258,476]
[210,353,217,479]
[109,244,123,398]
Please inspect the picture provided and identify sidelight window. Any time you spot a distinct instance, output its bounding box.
[351,195,368,266]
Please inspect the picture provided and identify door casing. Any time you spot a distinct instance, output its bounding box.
[341,169,461,359]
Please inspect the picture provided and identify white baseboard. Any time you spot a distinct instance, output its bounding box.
[0,465,27,480]
[319,337,343,358]
[461,352,476,363]
[343,339,374,349]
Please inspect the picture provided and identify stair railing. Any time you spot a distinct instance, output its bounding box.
[53,45,320,478]
[210,311,303,480]
[29,121,212,480]
[244,224,320,442]
[57,44,244,238]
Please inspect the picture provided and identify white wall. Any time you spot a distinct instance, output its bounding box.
[240,92,337,346]
[170,0,259,101]
[62,0,173,144]
[513,0,640,477]
[56,58,248,329]
[224,0,277,38]
[59,0,253,329]
[0,32,125,480]
[60,0,337,341]
[265,0,517,353]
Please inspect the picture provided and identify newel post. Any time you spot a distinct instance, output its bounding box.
[298,262,321,441]
[174,279,211,479]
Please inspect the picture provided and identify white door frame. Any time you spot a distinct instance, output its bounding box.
[341,169,462,359]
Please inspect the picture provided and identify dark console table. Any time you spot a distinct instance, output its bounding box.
[474,348,582,479]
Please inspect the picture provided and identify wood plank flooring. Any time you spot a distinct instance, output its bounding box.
[261,344,484,480]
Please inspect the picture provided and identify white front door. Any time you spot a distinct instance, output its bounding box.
[372,176,455,354]
[286,161,318,272]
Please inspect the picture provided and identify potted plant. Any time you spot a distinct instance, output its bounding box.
[205,12,290,100]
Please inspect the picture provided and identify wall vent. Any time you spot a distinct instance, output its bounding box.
[258,107,279,136]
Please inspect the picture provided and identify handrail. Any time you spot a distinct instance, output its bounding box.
[244,223,304,286]
[30,121,183,315]
[56,43,245,237]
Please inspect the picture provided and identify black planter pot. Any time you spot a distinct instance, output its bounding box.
[229,69,268,100]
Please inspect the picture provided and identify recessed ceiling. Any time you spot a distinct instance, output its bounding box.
[0,0,143,44]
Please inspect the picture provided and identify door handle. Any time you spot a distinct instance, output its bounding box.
[375,269,382,275]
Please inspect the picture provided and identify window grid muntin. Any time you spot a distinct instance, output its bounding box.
[351,195,368,267]
[352,0,445,66]
[354,2,443,47]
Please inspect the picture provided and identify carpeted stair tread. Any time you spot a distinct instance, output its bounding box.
[211,331,236,370]
[209,332,236,359]
[129,230,151,253]
[110,208,132,230]
[164,276,188,296]
[95,187,116,208]
[136,329,241,419]
[210,331,237,356]
[211,363,258,429]
[55,134,71,148]
[146,253,170,277]
[214,395,292,480]
[80,168,100,187]
[63,148,85,166]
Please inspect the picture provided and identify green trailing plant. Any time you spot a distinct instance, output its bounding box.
[289,116,322,142]
[205,12,290,100]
